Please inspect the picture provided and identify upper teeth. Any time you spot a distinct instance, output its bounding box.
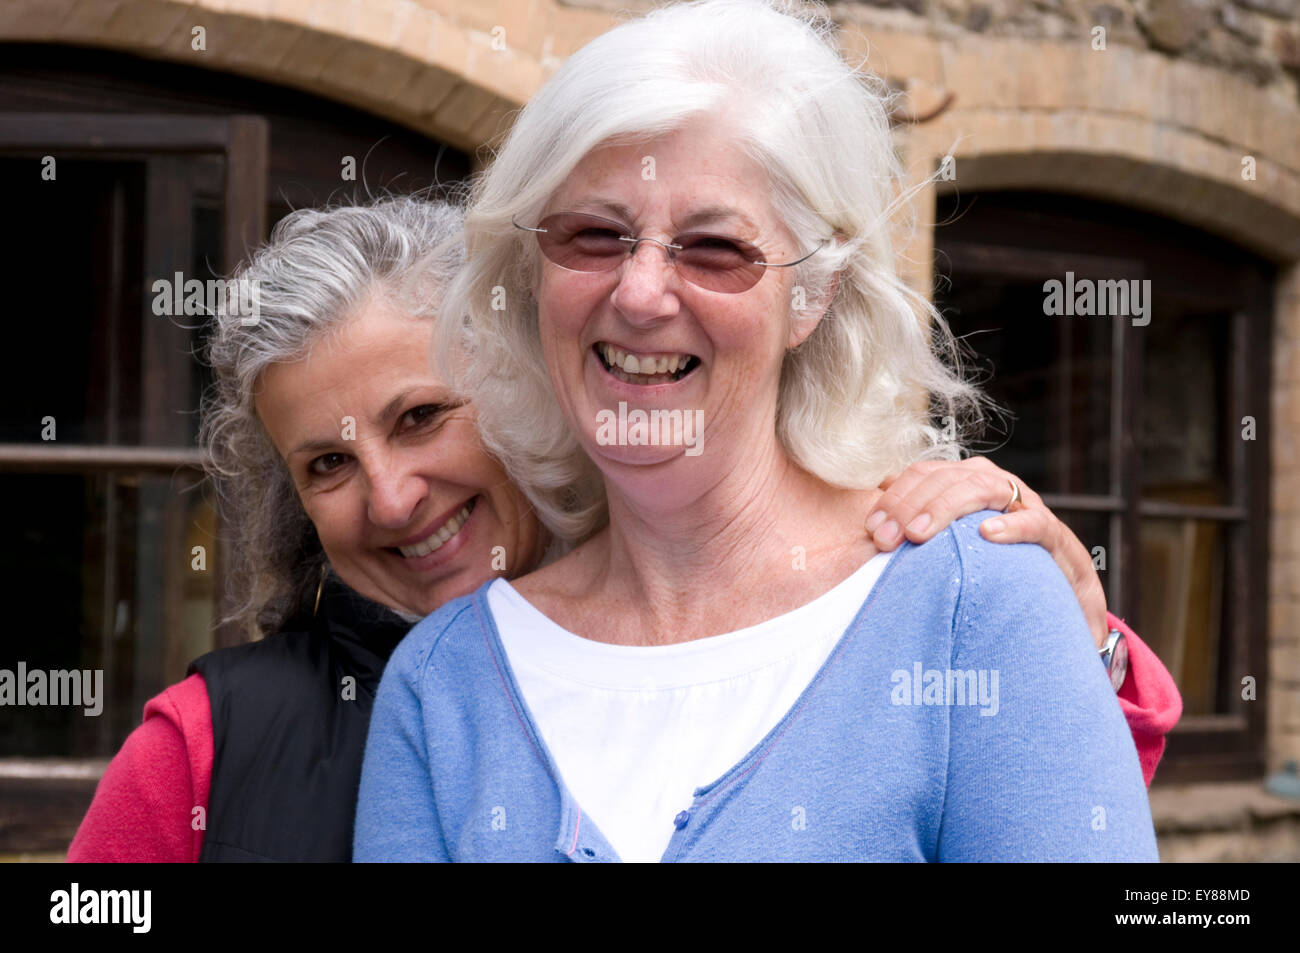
[398,503,472,558]
[601,344,692,375]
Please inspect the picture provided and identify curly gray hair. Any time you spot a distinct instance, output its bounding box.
[200,195,466,638]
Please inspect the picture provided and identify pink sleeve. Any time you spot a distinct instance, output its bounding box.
[1107,612,1182,787]
[67,673,213,863]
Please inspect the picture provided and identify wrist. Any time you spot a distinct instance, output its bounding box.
[1100,627,1129,692]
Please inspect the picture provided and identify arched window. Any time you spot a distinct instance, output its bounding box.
[935,190,1274,782]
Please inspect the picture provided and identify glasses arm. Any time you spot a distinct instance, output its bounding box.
[754,239,828,269]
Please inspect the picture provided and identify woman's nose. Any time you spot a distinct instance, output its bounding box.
[365,460,426,530]
[610,241,680,324]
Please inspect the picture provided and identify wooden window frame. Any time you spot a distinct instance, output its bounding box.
[0,113,267,651]
[935,192,1273,783]
[0,114,268,851]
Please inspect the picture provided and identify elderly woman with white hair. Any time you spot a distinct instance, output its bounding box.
[355,0,1162,861]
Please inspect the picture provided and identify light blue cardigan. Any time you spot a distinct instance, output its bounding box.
[354,512,1158,862]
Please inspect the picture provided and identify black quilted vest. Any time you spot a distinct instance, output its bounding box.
[187,576,412,861]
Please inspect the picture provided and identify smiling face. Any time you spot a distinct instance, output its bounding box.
[255,295,546,617]
[533,118,819,500]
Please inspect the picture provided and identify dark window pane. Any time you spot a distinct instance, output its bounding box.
[1141,310,1230,504]
[0,159,143,444]
[937,276,1113,497]
[0,472,216,758]
[1055,509,1119,606]
[0,156,219,450]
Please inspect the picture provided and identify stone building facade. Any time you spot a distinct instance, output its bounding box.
[1,0,1297,860]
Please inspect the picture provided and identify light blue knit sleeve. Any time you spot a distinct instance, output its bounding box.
[353,613,451,862]
[934,512,1159,862]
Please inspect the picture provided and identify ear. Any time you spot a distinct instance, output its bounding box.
[787,268,842,350]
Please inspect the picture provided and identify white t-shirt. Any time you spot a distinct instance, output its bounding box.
[488,550,894,863]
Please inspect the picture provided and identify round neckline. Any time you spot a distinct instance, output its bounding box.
[488,550,893,690]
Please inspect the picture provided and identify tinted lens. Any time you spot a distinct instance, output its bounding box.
[676,233,766,293]
[529,213,769,293]
[535,213,628,272]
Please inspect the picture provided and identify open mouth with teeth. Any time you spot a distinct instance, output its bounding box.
[387,497,477,559]
[595,343,700,385]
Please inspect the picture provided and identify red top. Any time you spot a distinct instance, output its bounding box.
[67,611,1181,863]
[70,671,212,863]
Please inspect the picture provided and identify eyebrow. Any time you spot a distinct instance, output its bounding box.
[679,205,758,233]
[572,198,636,222]
[288,388,418,457]
[379,388,418,426]
[572,199,757,234]
[289,437,340,458]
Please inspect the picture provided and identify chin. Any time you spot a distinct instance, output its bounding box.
[591,443,690,469]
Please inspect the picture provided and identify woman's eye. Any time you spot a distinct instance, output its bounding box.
[401,404,445,430]
[692,236,744,252]
[309,452,350,476]
[681,236,751,266]
[570,228,625,249]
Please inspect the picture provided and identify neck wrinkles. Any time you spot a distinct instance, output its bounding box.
[594,430,813,627]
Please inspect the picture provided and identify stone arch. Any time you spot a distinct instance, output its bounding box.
[924,130,1300,265]
[0,0,614,153]
[872,31,1300,280]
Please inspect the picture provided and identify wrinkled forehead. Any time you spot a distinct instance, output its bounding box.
[544,122,779,238]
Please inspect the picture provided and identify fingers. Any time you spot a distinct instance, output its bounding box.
[901,475,1021,542]
[1014,477,1045,512]
[959,455,1045,512]
[979,507,1052,545]
[1065,565,1110,650]
[865,462,944,548]
[866,460,1019,549]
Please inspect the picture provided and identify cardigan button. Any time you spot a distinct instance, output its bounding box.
[673,810,690,829]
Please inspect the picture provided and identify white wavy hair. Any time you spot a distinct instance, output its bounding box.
[439,0,985,543]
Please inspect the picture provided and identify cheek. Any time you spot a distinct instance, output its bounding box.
[536,310,570,361]
[300,491,364,562]
[538,268,607,330]
[712,299,786,363]
[466,454,516,517]
[435,429,524,530]
[484,480,537,567]
[533,300,564,369]
[426,416,487,467]
[417,418,511,501]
